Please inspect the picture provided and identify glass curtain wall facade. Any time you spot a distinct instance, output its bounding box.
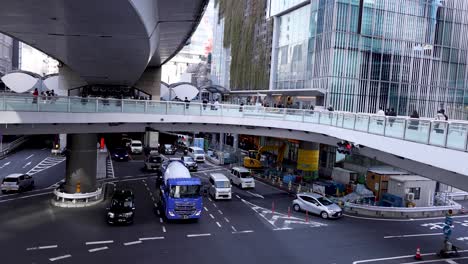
[271,0,468,118]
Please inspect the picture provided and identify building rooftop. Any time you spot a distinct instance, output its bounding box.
[389,175,433,182]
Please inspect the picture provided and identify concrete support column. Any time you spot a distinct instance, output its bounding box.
[64,134,97,193]
[58,65,87,94]
[219,133,225,152]
[134,66,161,100]
[59,134,67,151]
[232,133,238,151]
[298,141,320,180]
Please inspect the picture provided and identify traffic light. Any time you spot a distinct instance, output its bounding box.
[337,141,353,155]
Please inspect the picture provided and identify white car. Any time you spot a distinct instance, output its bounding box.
[292,192,342,219]
[209,173,231,200]
[130,140,143,154]
[1,173,34,193]
[229,166,255,189]
[188,146,205,162]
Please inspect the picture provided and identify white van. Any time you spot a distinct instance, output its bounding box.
[188,146,205,162]
[229,166,255,189]
[209,173,231,200]
[130,140,143,154]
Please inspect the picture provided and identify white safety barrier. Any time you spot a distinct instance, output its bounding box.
[345,202,462,218]
[53,187,103,208]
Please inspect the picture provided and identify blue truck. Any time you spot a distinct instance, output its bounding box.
[157,161,203,220]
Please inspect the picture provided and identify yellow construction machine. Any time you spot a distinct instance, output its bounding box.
[243,143,286,169]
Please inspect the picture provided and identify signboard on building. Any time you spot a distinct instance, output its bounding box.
[297,149,319,171]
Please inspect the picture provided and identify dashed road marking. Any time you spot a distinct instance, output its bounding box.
[162,226,167,233]
[88,247,108,253]
[204,207,208,212]
[232,230,254,234]
[151,197,155,201]
[156,209,160,214]
[209,214,215,219]
[208,197,212,202]
[231,226,237,232]
[22,161,32,168]
[123,241,142,246]
[213,203,217,208]
[216,221,222,228]
[49,254,72,262]
[273,227,293,231]
[247,191,264,199]
[235,194,241,199]
[218,210,223,215]
[85,240,114,245]
[224,217,230,223]
[187,233,211,238]
[139,237,165,241]
[25,154,34,160]
[159,217,163,223]
[26,245,58,251]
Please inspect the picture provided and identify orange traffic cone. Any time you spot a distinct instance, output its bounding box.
[414,247,422,260]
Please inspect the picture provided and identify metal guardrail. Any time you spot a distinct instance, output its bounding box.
[53,187,102,203]
[0,136,28,158]
[1,93,468,152]
[345,202,461,212]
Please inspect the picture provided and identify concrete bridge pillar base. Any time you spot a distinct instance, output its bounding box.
[64,133,97,194]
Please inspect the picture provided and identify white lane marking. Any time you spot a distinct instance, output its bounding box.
[246,191,264,199]
[49,254,72,262]
[232,230,254,234]
[216,221,222,228]
[213,203,217,208]
[123,241,142,246]
[401,257,468,264]
[156,209,160,214]
[224,217,230,223]
[22,161,32,168]
[204,207,208,212]
[139,237,165,241]
[162,226,167,233]
[0,161,11,169]
[351,250,468,264]
[218,210,223,215]
[88,246,108,253]
[26,154,34,160]
[384,233,443,239]
[208,197,212,202]
[187,233,211,238]
[85,240,114,245]
[235,194,241,199]
[345,213,468,222]
[26,245,58,251]
[231,226,237,232]
[0,192,52,203]
[159,217,163,223]
[151,197,155,201]
[209,214,215,219]
[273,228,293,231]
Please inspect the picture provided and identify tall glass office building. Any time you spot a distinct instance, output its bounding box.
[269,0,468,118]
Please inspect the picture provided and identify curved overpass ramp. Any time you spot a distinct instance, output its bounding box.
[0,95,467,190]
[0,0,208,85]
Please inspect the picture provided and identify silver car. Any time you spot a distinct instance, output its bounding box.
[1,173,35,193]
[292,192,342,219]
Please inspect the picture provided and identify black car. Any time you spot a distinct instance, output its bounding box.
[106,190,135,225]
[161,144,175,155]
[181,156,198,171]
[112,147,129,161]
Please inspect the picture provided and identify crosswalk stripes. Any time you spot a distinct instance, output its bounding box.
[27,156,66,175]
[106,157,115,178]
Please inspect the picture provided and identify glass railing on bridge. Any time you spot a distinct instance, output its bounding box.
[1,93,467,152]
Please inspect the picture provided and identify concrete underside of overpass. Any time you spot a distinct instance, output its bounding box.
[1,111,467,191]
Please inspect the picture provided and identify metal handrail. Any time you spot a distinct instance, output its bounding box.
[1,93,468,152]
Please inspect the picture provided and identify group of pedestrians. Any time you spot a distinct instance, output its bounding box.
[184,97,219,111]
[32,88,57,104]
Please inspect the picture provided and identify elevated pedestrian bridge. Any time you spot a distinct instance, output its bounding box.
[1,94,467,189]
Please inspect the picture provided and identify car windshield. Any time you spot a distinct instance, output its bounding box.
[170,185,201,198]
[164,144,172,149]
[111,198,133,209]
[3,177,18,183]
[317,197,333,206]
[115,148,127,153]
[132,143,142,147]
[195,149,204,154]
[183,156,194,162]
[239,172,251,178]
[215,181,230,188]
